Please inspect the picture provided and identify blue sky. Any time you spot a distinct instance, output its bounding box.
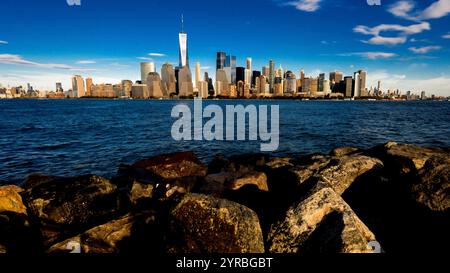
[0,0,449,95]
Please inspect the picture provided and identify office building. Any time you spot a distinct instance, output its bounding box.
[71,75,85,98]
[195,62,201,89]
[85,77,93,97]
[147,72,164,98]
[284,71,297,95]
[140,62,155,83]
[177,66,193,97]
[236,67,245,84]
[216,52,226,70]
[179,15,189,68]
[161,63,177,97]
[269,60,275,92]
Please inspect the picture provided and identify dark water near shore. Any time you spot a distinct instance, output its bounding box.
[1,99,450,184]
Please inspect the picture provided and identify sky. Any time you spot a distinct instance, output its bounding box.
[0,0,449,95]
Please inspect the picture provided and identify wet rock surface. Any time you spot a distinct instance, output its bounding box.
[1,143,448,253]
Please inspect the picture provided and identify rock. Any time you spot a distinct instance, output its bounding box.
[0,185,27,215]
[317,155,384,195]
[228,172,269,192]
[22,175,120,246]
[289,155,331,186]
[368,142,443,175]
[129,181,155,206]
[24,174,59,189]
[268,187,377,253]
[132,151,207,180]
[413,155,450,212]
[167,193,265,253]
[198,172,235,197]
[265,157,294,170]
[47,212,160,253]
[207,154,231,174]
[330,147,361,157]
[0,185,40,253]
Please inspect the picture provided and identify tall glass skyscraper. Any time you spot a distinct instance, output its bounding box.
[179,15,189,68]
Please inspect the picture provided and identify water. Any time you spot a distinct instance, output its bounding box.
[1,99,449,184]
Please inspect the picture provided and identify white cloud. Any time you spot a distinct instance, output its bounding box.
[148,53,165,57]
[388,1,416,20]
[76,60,96,64]
[443,33,450,38]
[0,54,96,72]
[409,45,442,53]
[388,0,450,20]
[137,57,154,61]
[0,40,8,45]
[288,0,322,12]
[419,0,450,20]
[200,66,211,70]
[339,52,398,60]
[363,36,407,46]
[353,22,430,45]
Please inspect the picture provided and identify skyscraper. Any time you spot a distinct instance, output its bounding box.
[178,66,193,97]
[140,62,155,83]
[71,75,85,98]
[330,71,343,84]
[179,14,189,68]
[216,52,226,70]
[56,82,63,92]
[284,71,297,95]
[318,73,325,92]
[245,57,252,86]
[161,63,177,97]
[225,55,236,84]
[236,67,246,84]
[269,60,275,92]
[195,62,201,88]
[353,70,366,97]
[147,72,164,98]
[85,77,93,97]
[344,76,353,97]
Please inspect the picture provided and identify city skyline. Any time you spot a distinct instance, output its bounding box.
[0,0,449,95]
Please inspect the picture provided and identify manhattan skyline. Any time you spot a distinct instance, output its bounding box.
[0,0,449,95]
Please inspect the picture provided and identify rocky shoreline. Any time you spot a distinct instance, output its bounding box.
[0,142,449,254]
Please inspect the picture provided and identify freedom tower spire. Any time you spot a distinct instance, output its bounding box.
[179,14,189,68]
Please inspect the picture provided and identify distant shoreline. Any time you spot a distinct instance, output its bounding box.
[1,97,449,102]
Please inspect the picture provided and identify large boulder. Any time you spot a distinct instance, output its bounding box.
[413,155,450,212]
[167,193,265,253]
[368,142,444,175]
[47,212,161,254]
[316,155,384,195]
[22,175,120,246]
[288,155,331,186]
[115,152,207,201]
[268,187,377,253]
[0,185,39,253]
[132,151,207,180]
[0,185,27,215]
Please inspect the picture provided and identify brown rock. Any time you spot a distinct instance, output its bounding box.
[132,151,207,180]
[330,147,361,157]
[129,181,155,205]
[22,175,120,246]
[317,155,384,195]
[413,155,450,212]
[228,172,269,192]
[268,187,377,253]
[47,212,158,253]
[0,185,27,215]
[167,193,265,253]
[198,172,235,197]
[289,155,331,186]
[369,142,443,175]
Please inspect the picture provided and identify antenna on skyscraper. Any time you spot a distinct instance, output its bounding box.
[181,14,184,33]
